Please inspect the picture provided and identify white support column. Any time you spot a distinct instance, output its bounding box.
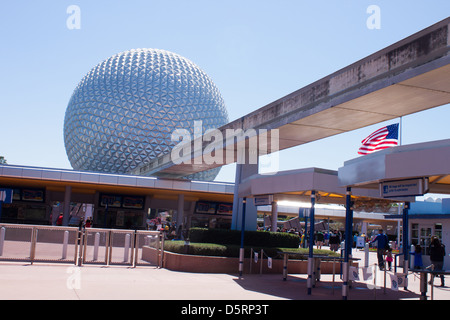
[63,185,72,226]
[177,194,185,226]
[271,201,278,231]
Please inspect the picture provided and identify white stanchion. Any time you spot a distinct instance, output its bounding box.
[239,248,245,277]
[342,261,349,299]
[124,233,131,262]
[62,230,69,259]
[307,257,313,295]
[93,232,100,261]
[364,243,369,268]
[0,227,5,256]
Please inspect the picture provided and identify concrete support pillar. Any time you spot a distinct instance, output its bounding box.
[62,185,72,226]
[177,194,185,228]
[232,162,258,231]
[271,201,278,231]
[94,192,100,226]
[141,195,152,229]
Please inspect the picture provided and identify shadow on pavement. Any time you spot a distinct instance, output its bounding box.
[232,274,422,300]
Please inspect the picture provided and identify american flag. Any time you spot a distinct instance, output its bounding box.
[358,123,399,155]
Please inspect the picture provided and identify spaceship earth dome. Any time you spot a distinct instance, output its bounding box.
[64,48,228,181]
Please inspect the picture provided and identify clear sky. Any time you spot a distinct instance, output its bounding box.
[0,1,449,184]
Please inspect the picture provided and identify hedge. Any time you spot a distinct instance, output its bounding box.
[163,241,340,259]
[164,241,281,258]
[188,228,300,248]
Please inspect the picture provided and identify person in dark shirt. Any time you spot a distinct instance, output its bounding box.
[370,229,388,270]
[315,231,324,249]
[429,236,446,287]
[329,231,340,252]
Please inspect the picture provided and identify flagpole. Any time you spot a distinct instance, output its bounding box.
[399,117,403,146]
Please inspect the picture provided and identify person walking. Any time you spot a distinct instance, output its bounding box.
[56,213,63,226]
[300,232,305,248]
[370,229,389,270]
[315,231,324,249]
[429,236,446,287]
[386,248,394,271]
[329,231,340,252]
[410,244,423,270]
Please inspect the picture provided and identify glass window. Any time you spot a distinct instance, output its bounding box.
[191,217,209,228]
[419,227,432,255]
[411,223,419,246]
[410,222,445,255]
[435,223,443,241]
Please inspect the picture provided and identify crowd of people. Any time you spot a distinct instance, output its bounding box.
[147,217,182,240]
[257,226,345,252]
[409,236,446,286]
[55,213,93,229]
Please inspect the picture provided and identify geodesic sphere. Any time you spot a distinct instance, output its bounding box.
[64,49,228,180]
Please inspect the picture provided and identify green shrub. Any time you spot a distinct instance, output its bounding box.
[164,241,230,257]
[164,241,237,257]
[188,228,300,248]
[163,241,340,259]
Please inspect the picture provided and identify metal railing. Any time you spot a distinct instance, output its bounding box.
[0,223,80,264]
[0,223,164,267]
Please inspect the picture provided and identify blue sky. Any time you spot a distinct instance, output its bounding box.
[0,1,449,183]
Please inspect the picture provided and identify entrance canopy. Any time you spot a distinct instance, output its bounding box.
[338,139,450,196]
[237,166,408,298]
[238,167,408,207]
[338,139,450,290]
[132,18,450,179]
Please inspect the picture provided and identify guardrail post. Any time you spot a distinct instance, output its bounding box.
[283,253,288,281]
[133,231,138,268]
[364,243,369,268]
[374,263,377,300]
[30,227,37,265]
[93,232,100,261]
[260,249,263,275]
[107,230,112,266]
[0,227,5,256]
[77,230,83,266]
[62,230,69,260]
[124,233,131,262]
[159,231,165,268]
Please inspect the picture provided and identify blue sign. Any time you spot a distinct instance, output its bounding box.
[0,188,13,204]
[380,178,427,198]
[0,188,13,221]
[298,208,310,218]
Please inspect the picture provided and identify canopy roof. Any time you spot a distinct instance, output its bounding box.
[238,167,408,210]
[338,139,450,195]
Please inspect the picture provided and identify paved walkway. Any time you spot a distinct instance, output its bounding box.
[0,247,449,301]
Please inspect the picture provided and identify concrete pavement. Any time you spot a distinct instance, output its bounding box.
[0,247,449,301]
